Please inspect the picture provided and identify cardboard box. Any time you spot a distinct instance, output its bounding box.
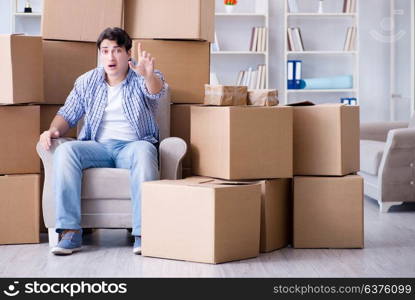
[293,175,364,248]
[289,102,359,176]
[257,179,291,252]
[42,0,124,42]
[0,174,40,244]
[141,177,261,264]
[40,105,77,138]
[171,104,195,169]
[125,0,214,41]
[132,40,210,103]
[248,89,279,106]
[191,106,293,180]
[43,40,97,104]
[204,85,248,106]
[0,34,43,104]
[0,105,40,175]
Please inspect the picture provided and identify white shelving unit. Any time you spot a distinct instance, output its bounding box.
[10,0,42,35]
[283,0,360,105]
[211,0,269,87]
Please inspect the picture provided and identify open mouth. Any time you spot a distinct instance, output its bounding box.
[108,64,117,69]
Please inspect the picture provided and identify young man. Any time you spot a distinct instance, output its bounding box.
[39,27,166,255]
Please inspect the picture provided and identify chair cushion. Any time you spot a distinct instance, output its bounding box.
[81,168,131,199]
[360,140,385,175]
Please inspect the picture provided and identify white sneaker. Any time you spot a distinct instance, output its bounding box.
[133,236,142,255]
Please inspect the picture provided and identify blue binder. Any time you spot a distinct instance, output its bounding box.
[287,60,302,89]
[340,97,358,105]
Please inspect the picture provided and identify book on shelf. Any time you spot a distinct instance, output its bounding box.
[343,0,356,13]
[261,65,266,89]
[343,26,356,51]
[210,72,220,85]
[235,64,266,89]
[250,27,268,52]
[249,27,256,51]
[246,67,252,86]
[349,27,357,51]
[236,71,244,86]
[211,31,220,52]
[262,28,267,52]
[350,0,357,13]
[250,70,258,89]
[287,28,294,51]
[256,66,262,89]
[287,27,305,51]
[287,0,299,13]
[258,28,263,52]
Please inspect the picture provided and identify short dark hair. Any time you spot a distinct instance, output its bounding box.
[96,27,132,51]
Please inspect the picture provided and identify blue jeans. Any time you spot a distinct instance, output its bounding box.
[53,139,159,236]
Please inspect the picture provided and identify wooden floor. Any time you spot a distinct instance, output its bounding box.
[1,197,415,278]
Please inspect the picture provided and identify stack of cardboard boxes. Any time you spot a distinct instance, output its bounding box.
[143,105,294,263]
[128,0,213,179]
[290,102,363,249]
[0,34,42,245]
[144,101,364,264]
[41,0,107,136]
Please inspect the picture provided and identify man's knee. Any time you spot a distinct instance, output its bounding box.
[55,142,78,158]
[54,141,86,164]
[129,141,158,161]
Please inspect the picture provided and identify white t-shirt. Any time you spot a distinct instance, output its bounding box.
[96,81,139,143]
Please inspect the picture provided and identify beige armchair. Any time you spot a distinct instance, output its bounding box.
[37,89,187,246]
[359,118,415,212]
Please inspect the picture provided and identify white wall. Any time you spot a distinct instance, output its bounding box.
[358,0,391,122]
[0,0,11,34]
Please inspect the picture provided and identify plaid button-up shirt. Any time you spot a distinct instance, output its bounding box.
[57,67,166,144]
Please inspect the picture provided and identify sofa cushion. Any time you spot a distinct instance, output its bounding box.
[360,140,385,175]
[81,168,131,199]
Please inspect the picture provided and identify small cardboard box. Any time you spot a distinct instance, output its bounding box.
[191,106,293,180]
[142,177,261,264]
[204,85,248,106]
[171,104,196,170]
[0,105,40,174]
[289,102,360,176]
[40,105,77,138]
[248,89,279,106]
[43,40,97,104]
[0,174,40,245]
[132,40,210,103]
[42,0,124,42]
[0,34,43,104]
[293,175,364,249]
[125,0,214,41]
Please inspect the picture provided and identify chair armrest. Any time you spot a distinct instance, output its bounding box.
[36,137,75,228]
[360,122,408,142]
[377,128,415,203]
[387,128,415,148]
[159,137,187,180]
[36,138,76,171]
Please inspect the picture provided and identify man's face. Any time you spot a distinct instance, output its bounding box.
[99,39,131,77]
